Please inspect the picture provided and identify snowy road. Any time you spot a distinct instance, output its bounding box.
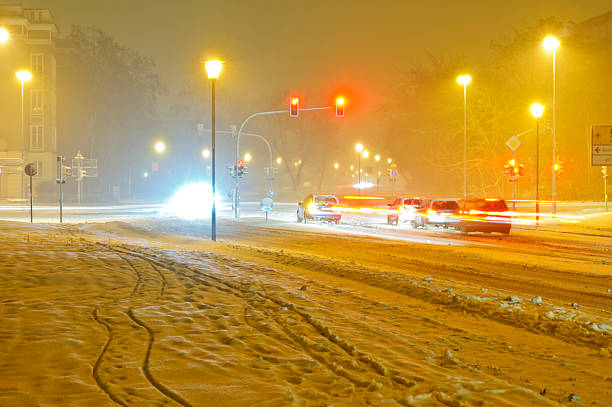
[0,204,611,405]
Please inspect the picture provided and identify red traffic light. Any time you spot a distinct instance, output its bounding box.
[335,96,345,117]
[552,159,563,178]
[290,97,299,117]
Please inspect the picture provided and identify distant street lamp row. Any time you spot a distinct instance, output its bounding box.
[458,35,561,222]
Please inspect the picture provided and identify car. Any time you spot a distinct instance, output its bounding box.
[458,198,512,234]
[387,197,425,225]
[413,198,460,229]
[297,194,341,224]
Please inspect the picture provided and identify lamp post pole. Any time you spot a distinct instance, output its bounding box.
[211,78,216,241]
[551,48,557,215]
[462,82,467,199]
[204,59,223,241]
[535,116,540,226]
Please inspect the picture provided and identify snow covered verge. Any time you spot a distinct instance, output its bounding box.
[1,219,611,406]
[76,217,612,352]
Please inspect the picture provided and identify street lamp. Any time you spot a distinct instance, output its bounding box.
[333,162,339,169]
[457,74,471,199]
[0,27,9,44]
[154,140,166,154]
[374,154,381,191]
[362,150,370,186]
[276,157,282,165]
[202,148,210,159]
[530,102,545,226]
[204,59,223,241]
[244,152,252,162]
[355,143,364,192]
[543,35,560,215]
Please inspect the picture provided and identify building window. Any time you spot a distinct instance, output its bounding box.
[30,126,43,151]
[31,90,43,115]
[31,54,44,75]
[33,161,43,178]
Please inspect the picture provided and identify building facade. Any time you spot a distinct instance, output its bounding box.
[0,5,58,201]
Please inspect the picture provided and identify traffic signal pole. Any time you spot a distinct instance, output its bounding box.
[234,106,335,219]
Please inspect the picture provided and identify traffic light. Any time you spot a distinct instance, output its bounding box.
[336,96,345,117]
[290,97,299,117]
[505,159,524,178]
[504,160,514,176]
[552,159,563,178]
[237,160,248,177]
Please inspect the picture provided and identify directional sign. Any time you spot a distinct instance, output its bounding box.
[506,136,521,152]
[591,125,612,166]
[260,197,274,211]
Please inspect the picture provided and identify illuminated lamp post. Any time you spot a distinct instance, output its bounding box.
[374,154,380,192]
[355,143,363,193]
[543,35,560,215]
[362,149,369,187]
[530,102,545,226]
[456,74,471,199]
[204,59,223,241]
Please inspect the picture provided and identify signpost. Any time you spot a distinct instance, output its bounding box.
[591,125,612,166]
[260,197,274,223]
[24,163,37,223]
[591,126,612,210]
[56,156,68,223]
[72,151,98,204]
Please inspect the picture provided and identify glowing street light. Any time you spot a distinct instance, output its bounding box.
[276,157,282,165]
[542,35,560,53]
[202,148,210,159]
[543,35,560,215]
[456,74,471,199]
[244,152,252,162]
[355,143,363,153]
[0,27,9,44]
[530,102,544,119]
[387,158,392,164]
[374,154,380,162]
[333,162,339,169]
[154,140,166,154]
[204,59,223,241]
[362,150,369,159]
[530,102,545,225]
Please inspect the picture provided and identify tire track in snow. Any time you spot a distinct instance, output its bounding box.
[92,308,128,407]
[126,308,193,407]
[113,244,416,397]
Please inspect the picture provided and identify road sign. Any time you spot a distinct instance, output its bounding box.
[260,197,274,211]
[506,136,521,152]
[24,163,37,177]
[591,125,612,166]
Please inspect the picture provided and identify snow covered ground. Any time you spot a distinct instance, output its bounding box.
[0,203,610,406]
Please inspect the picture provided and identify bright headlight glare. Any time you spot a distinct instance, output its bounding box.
[165,182,221,219]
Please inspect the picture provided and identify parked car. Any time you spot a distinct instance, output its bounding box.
[297,194,341,224]
[458,198,512,234]
[387,197,425,225]
[413,199,460,229]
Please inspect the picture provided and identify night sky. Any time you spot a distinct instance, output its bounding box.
[13,0,612,178]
